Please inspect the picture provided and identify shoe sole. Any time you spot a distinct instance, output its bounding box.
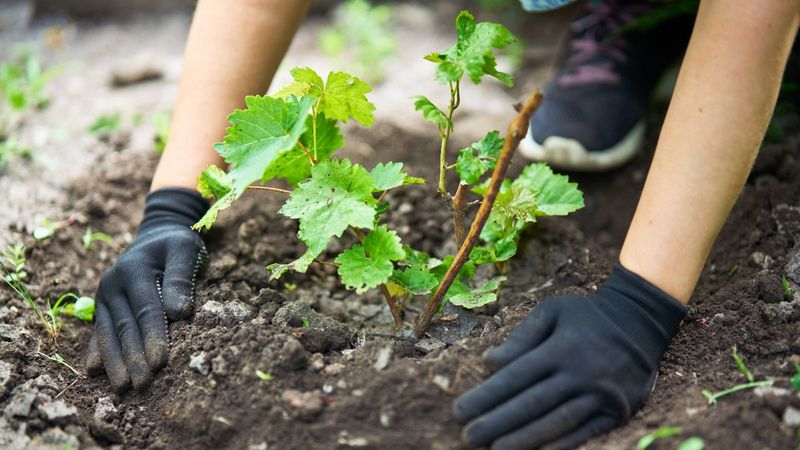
[518,120,645,172]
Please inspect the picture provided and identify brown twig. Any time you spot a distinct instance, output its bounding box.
[246,185,292,195]
[451,181,468,248]
[414,89,544,338]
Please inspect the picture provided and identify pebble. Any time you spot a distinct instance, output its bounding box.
[281,390,325,420]
[39,400,78,426]
[246,288,287,307]
[4,391,36,418]
[211,354,228,376]
[373,347,392,371]
[751,251,775,270]
[323,363,346,376]
[415,338,446,354]
[0,324,28,341]
[224,300,255,323]
[189,351,210,375]
[279,338,309,371]
[784,406,800,427]
[310,353,325,372]
[200,301,225,317]
[432,375,451,391]
[0,360,14,398]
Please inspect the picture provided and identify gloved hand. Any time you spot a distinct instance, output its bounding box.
[454,264,687,450]
[87,188,208,392]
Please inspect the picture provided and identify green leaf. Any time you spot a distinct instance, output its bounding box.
[197,165,233,199]
[369,162,423,191]
[276,158,378,275]
[413,95,451,129]
[637,427,683,450]
[255,370,273,381]
[430,255,475,305]
[262,113,344,186]
[335,225,405,293]
[428,11,516,86]
[790,364,800,392]
[391,266,439,295]
[82,227,113,250]
[676,437,704,450]
[277,67,375,126]
[514,163,584,216]
[33,220,56,241]
[449,276,506,309]
[62,296,95,322]
[456,130,504,184]
[194,95,314,230]
[469,238,517,265]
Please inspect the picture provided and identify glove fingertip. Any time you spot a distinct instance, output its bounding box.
[163,292,194,321]
[144,337,169,372]
[86,329,104,377]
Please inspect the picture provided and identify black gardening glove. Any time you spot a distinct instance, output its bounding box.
[454,264,687,450]
[87,188,208,392]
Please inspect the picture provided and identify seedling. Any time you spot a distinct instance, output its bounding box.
[319,0,396,83]
[638,426,683,449]
[676,437,704,450]
[33,215,76,241]
[791,364,800,392]
[153,112,171,154]
[192,11,583,335]
[731,345,754,383]
[701,345,772,405]
[82,226,113,250]
[782,276,794,297]
[0,46,59,113]
[88,112,121,136]
[256,370,273,381]
[1,243,94,344]
[0,135,34,171]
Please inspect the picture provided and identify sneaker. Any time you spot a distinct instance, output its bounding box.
[519,0,694,171]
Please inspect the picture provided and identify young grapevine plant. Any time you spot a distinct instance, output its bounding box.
[194,11,584,330]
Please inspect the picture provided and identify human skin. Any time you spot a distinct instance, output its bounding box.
[150,0,311,191]
[619,0,800,304]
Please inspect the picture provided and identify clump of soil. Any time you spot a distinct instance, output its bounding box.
[2,122,800,450]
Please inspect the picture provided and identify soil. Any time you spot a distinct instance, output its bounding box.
[2,3,800,450]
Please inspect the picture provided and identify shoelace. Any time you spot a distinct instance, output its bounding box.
[558,1,649,88]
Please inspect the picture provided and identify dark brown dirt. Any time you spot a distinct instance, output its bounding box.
[2,115,800,450]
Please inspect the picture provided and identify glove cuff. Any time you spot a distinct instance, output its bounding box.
[598,263,687,356]
[140,188,209,230]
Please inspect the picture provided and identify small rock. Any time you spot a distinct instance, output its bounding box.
[373,347,392,371]
[224,300,255,323]
[207,253,238,280]
[415,338,446,354]
[751,251,775,270]
[279,338,309,371]
[4,391,36,418]
[760,301,800,324]
[189,351,210,375]
[338,435,369,447]
[432,375,451,390]
[755,272,786,304]
[246,288,287,307]
[310,353,325,372]
[754,385,791,397]
[39,400,78,426]
[0,324,29,341]
[273,302,351,352]
[249,443,269,450]
[200,300,225,317]
[0,306,18,321]
[773,204,800,243]
[379,410,393,428]
[211,354,228,376]
[281,390,325,421]
[323,363,346,376]
[784,407,800,427]
[94,397,118,422]
[0,360,14,398]
[428,303,479,344]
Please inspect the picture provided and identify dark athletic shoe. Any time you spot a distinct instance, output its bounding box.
[519,0,694,171]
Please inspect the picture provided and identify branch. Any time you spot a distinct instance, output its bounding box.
[451,181,468,248]
[414,89,543,338]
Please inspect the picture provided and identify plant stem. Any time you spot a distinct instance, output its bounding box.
[451,181,468,248]
[36,351,83,378]
[298,142,316,165]
[701,379,773,405]
[438,81,460,197]
[350,228,403,326]
[246,186,292,195]
[415,89,543,338]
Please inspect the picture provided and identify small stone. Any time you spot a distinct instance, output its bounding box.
[189,351,210,375]
[323,363,346,376]
[94,397,118,422]
[760,301,799,324]
[246,288,287,307]
[0,361,14,398]
[373,347,392,371]
[784,407,800,427]
[0,324,29,341]
[281,390,325,420]
[39,400,78,425]
[211,354,228,376]
[249,443,269,450]
[754,385,791,397]
[279,337,309,371]
[337,435,369,447]
[322,384,334,394]
[4,391,36,418]
[224,300,255,323]
[755,272,786,304]
[0,306,18,321]
[415,338,446,354]
[207,253,237,279]
[379,410,393,428]
[310,353,325,372]
[432,375,451,390]
[751,251,775,270]
[200,301,225,317]
[336,379,348,390]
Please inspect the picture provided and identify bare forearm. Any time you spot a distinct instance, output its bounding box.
[620,0,799,303]
[151,0,310,191]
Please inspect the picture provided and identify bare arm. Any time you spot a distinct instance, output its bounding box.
[151,0,311,191]
[620,0,799,303]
